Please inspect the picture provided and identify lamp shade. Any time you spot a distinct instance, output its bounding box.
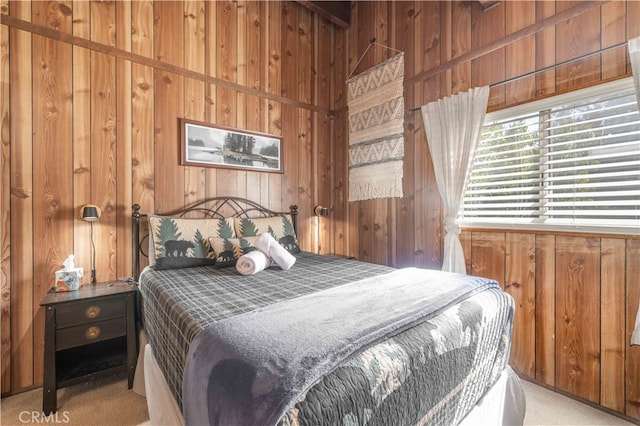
[81,205,102,221]
[314,205,329,216]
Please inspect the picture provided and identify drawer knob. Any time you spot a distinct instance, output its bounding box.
[85,305,101,319]
[85,326,101,340]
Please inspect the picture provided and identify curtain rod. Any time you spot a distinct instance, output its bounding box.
[347,37,404,81]
[405,40,629,114]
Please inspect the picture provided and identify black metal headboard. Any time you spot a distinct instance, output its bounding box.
[132,197,298,280]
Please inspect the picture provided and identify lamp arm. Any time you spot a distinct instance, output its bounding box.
[90,221,96,284]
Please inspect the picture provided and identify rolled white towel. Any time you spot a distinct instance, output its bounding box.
[254,233,296,271]
[236,250,271,276]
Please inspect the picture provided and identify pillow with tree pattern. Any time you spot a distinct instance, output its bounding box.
[234,215,300,254]
[208,236,261,268]
[148,216,235,270]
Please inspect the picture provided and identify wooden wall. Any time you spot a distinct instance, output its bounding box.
[1,0,345,394]
[346,0,640,421]
[460,231,640,420]
[2,0,640,422]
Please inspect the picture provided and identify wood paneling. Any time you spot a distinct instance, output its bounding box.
[393,1,416,268]
[505,233,535,378]
[154,70,184,213]
[535,0,556,97]
[626,239,640,419]
[1,14,10,395]
[295,5,313,249]
[154,2,184,214]
[314,14,332,254]
[131,0,154,222]
[505,1,535,105]
[1,0,345,395]
[266,1,282,213]
[413,0,438,269]
[90,45,117,282]
[601,1,627,80]
[600,238,625,413]
[535,234,555,386]
[471,0,505,108]
[630,0,640,39]
[131,0,153,59]
[555,236,601,403]
[32,33,74,384]
[115,0,133,278]
[465,230,639,421]
[2,3,639,423]
[245,2,267,209]
[7,1,33,393]
[369,1,392,267]
[555,1,601,91]
[131,62,154,216]
[72,0,91,294]
[471,232,505,285]
[183,0,206,211]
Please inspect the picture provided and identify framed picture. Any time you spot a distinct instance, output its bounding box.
[180,118,283,173]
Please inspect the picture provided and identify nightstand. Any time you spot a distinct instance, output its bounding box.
[40,282,137,415]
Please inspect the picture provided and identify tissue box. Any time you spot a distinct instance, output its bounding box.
[54,268,84,292]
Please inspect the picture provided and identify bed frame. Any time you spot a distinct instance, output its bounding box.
[132,197,298,280]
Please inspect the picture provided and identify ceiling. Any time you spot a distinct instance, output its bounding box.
[296,1,501,30]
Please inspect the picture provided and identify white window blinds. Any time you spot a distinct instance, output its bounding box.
[461,78,640,234]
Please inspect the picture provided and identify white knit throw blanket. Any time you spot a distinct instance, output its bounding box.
[347,53,405,201]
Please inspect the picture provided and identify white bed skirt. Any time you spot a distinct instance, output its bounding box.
[144,344,184,426]
[137,341,525,426]
[458,364,526,426]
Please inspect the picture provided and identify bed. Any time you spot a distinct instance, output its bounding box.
[132,197,525,426]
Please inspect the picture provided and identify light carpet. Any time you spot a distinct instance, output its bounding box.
[0,372,149,426]
[522,380,634,426]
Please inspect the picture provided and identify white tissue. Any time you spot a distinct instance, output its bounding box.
[63,255,75,271]
[55,254,83,291]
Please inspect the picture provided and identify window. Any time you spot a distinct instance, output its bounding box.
[461,78,640,235]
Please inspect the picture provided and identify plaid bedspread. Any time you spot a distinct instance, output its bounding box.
[138,252,514,425]
[138,252,394,410]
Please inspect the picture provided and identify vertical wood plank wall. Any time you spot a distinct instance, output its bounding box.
[462,231,640,420]
[2,1,639,422]
[346,0,640,421]
[1,0,343,394]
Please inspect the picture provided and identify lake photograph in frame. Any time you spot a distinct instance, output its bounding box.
[180,118,283,173]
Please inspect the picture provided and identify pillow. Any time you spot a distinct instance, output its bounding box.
[234,215,300,254]
[148,216,235,270]
[208,236,261,268]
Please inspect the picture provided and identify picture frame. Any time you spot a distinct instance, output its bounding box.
[180,118,283,173]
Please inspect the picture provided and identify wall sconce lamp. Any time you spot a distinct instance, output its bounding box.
[314,206,329,254]
[81,204,102,284]
[314,205,329,217]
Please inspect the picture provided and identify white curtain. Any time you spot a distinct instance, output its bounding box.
[629,37,640,108]
[421,86,490,274]
[629,37,640,345]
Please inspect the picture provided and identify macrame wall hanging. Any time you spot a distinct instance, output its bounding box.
[347,39,405,202]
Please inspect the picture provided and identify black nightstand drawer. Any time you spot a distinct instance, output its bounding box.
[56,297,126,328]
[56,317,127,351]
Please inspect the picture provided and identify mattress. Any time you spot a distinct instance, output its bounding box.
[138,252,516,425]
